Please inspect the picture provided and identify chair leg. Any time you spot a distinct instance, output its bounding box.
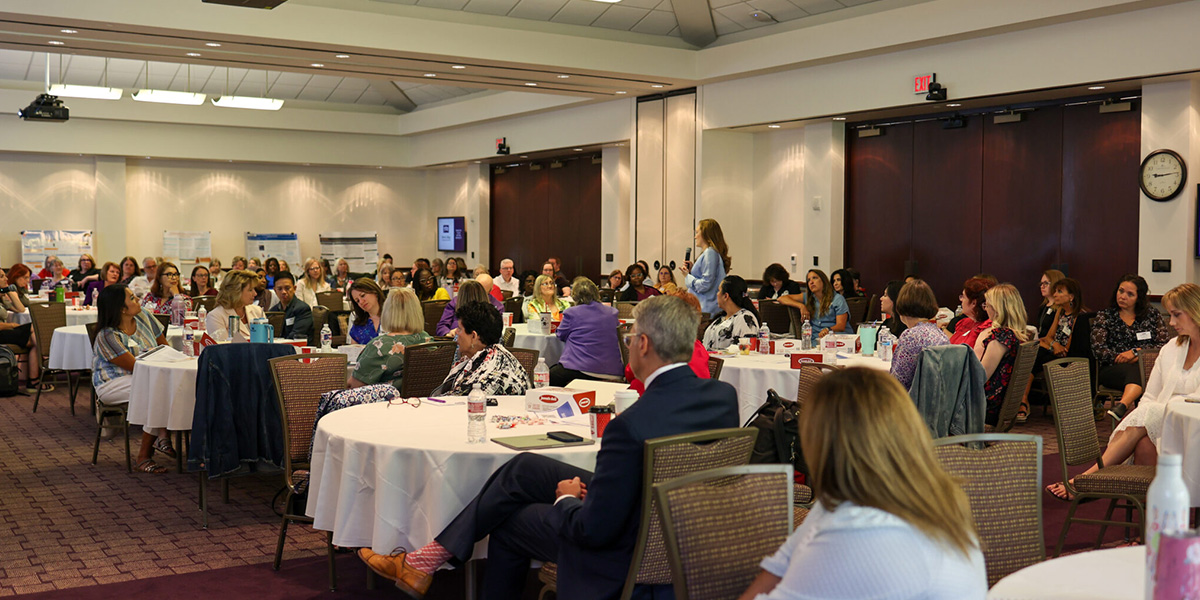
[1054,498,1082,558]
[274,511,290,571]
[327,531,337,592]
[123,416,132,473]
[67,372,78,415]
[1096,499,1118,549]
[92,419,103,465]
[32,379,41,412]
[222,478,230,503]
[199,472,209,529]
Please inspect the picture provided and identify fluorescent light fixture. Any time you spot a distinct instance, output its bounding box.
[60,29,78,34]
[311,63,324,68]
[525,82,538,86]
[590,0,621,4]
[1088,85,1105,90]
[767,124,781,129]
[47,40,64,45]
[132,89,206,105]
[423,73,437,77]
[335,54,350,59]
[452,65,466,69]
[212,95,284,110]
[186,52,201,57]
[833,117,846,121]
[48,83,122,100]
[557,75,570,79]
[615,91,627,94]
[651,84,664,88]
[947,103,962,107]
[206,42,222,47]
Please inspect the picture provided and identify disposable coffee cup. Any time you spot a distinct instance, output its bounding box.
[613,390,639,414]
[502,312,513,327]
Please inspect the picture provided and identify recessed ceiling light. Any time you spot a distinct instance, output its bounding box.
[1088,85,1105,90]
[377,166,384,169]
[311,63,324,68]
[615,91,627,94]
[833,117,846,121]
[144,156,152,159]
[947,103,962,107]
[520,155,528,158]
[525,82,538,86]
[574,148,583,151]
[767,124,781,129]
[651,84,664,88]
[335,54,350,59]
[47,40,64,45]
[186,52,201,57]
[452,65,466,69]
[60,29,77,34]
[557,75,570,79]
[206,42,222,47]
[423,73,437,77]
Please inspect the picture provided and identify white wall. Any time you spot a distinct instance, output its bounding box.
[600,145,632,274]
[751,127,805,281]
[1140,80,1200,295]
[0,153,100,267]
[697,129,753,276]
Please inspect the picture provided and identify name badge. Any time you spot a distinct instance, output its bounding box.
[1136,331,1151,341]
[285,317,295,326]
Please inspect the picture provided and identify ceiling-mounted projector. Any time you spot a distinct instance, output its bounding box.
[17,94,69,122]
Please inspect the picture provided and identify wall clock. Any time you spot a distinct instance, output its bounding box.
[1139,149,1187,201]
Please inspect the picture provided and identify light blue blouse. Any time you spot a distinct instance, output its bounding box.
[685,246,726,315]
[807,292,849,340]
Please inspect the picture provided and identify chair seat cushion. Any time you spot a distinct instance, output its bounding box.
[1074,464,1155,496]
[794,483,813,505]
[793,506,809,528]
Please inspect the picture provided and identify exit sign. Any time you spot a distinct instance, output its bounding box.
[914,73,935,95]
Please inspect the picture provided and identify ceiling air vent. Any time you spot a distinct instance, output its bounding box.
[202,0,288,9]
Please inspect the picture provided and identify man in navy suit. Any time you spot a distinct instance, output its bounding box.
[359,294,739,599]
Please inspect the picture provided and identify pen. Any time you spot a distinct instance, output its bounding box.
[425,398,446,404]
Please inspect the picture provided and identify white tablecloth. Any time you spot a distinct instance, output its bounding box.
[306,398,599,553]
[718,351,891,422]
[10,307,98,327]
[48,325,186,371]
[513,325,564,366]
[1160,401,1200,506]
[987,546,1141,599]
[127,356,200,431]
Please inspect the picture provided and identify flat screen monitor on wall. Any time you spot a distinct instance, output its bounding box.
[438,216,466,253]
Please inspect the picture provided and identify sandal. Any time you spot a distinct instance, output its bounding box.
[1016,403,1029,424]
[135,459,167,474]
[153,437,178,459]
[1046,482,1074,501]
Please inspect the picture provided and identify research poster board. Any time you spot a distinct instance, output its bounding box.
[21,230,94,274]
[319,232,378,274]
[163,231,212,265]
[245,232,301,268]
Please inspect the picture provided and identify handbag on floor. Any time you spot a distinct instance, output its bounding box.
[744,388,808,484]
[0,345,20,397]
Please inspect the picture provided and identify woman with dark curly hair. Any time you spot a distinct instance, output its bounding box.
[1092,274,1171,421]
[758,263,803,300]
[434,301,529,396]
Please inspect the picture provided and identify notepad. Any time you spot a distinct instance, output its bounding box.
[491,434,595,451]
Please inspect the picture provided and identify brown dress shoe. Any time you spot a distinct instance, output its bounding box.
[356,548,432,598]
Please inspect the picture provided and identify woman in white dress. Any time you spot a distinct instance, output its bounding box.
[1048,282,1200,500]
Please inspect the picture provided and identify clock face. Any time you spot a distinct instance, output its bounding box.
[1140,150,1187,201]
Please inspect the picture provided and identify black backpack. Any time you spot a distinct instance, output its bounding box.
[0,345,19,397]
[744,388,808,484]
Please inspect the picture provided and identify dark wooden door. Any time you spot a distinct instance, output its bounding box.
[846,123,913,298]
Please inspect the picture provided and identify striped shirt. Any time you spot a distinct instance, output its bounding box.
[92,308,164,388]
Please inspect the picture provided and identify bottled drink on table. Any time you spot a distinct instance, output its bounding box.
[801,320,813,350]
[467,384,486,444]
[758,322,770,355]
[183,327,195,357]
[1147,453,1190,599]
[320,324,332,350]
[534,358,550,388]
[877,329,894,362]
[197,306,207,332]
[171,294,186,326]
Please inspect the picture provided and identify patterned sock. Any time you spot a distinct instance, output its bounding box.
[405,542,453,574]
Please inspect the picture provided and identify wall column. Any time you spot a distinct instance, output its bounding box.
[801,122,846,275]
[1140,81,1200,294]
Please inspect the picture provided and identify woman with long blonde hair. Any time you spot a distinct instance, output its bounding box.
[680,218,731,315]
[974,283,1029,427]
[296,257,332,306]
[739,367,985,599]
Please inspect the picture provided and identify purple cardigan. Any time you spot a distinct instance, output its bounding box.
[556,301,623,377]
[436,295,506,336]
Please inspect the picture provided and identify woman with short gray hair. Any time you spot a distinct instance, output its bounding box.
[550,277,623,386]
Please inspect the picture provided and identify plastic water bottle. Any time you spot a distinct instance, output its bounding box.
[171,294,186,326]
[534,358,550,388]
[183,327,195,357]
[1146,453,1190,599]
[801,320,813,350]
[878,329,894,362]
[88,288,97,307]
[320,323,332,350]
[467,384,486,444]
[197,305,207,332]
[758,322,770,355]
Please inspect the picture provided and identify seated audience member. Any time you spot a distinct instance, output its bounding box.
[681,219,731,316]
[331,258,352,293]
[345,288,432,389]
[263,257,280,289]
[618,263,661,302]
[205,270,265,342]
[549,277,623,386]
[348,278,387,344]
[5,264,32,312]
[413,268,451,302]
[189,265,217,297]
[128,256,159,298]
[390,268,407,289]
[253,268,279,309]
[381,254,393,267]
[40,258,69,291]
[539,261,570,297]
[1033,269,1067,336]
[606,269,625,292]
[361,295,738,599]
[140,261,191,314]
[548,257,571,293]
[524,275,571,322]
[248,257,262,271]
[831,268,863,298]
[757,263,803,300]
[879,280,908,338]
[118,256,141,285]
[1093,274,1172,421]
[975,283,1029,427]
[84,262,121,305]
[68,254,100,288]
[279,259,291,274]
[703,275,761,351]
[0,267,36,386]
[889,279,948,389]
[520,271,538,298]
[296,257,332,307]
[208,258,223,283]
[495,258,520,296]
[472,265,488,278]
[623,286,711,392]
[655,266,676,293]
[437,279,503,336]
[92,284,179,474]
[35,255,68,281]
[780,269,848,342]
[410,258,431,282]
[376,260,395,289]
[432,301,530,396]
[1034,278,1086,370]
[947,277,995,348]
[230,256,248,271]
[847,267,867,296]
[430,258,445,281]
[1048,282,1200,501]
[441,257,467,296]
[479,273,504,303]
[270,272,313,341]
[738,368,986,599]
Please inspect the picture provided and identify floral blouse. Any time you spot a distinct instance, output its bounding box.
[140,293,191,315]
[1090,307,1170,368]
[435,344,530,396]
[702,309,760,351]
[524,296,571,322]
[352,331,432,387]
[890,321,948,389]
[982,327,1021,426]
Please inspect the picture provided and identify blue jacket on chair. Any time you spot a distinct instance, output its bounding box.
[908,344,986,439]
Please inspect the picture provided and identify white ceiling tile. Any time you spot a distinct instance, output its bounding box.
[325,88,366,104]
[274,72,312,86]
[550,0,608,25]
[0,65,27,79]
[630,10,677,35]
[335,78,370,92]
[304,74,344,89]
[416,0,470,9]
[297,86,334,101]
[463,0,521,15]
[790,0,842,12]
[509,0,569,21]
[838,0,880,5]
[618,0,662,9]
[260,83,303,99]
[708,0,743,10]
[591,5,649,29]
[747,0,809,22]
[357,89,390,105]
[711,11,743,34]
[716,3,774,28]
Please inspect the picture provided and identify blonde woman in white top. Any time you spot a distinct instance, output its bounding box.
[296,257,331,307]
[205,270,265,342]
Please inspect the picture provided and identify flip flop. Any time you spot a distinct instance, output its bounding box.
[1046,482,1074,501]
[135,459,167,474]
[153,437,178,459]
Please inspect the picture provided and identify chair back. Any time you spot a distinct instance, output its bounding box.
[756,300,791,335]
[785,305,807,339]
[315,291,343,312]
[933,433,1044,586]
[1044,358,1101,469]
[191,295,218,312]
[908,344,986,438]
[509,347,540,385]
[991,340,1040,433]
[309,305,328,347]
[501,327,516,348]
[623,428,759,598]
[29,302,67,364]
[501,290,514,300]
[1139,348,1160,388]
[706,356,723,380]
[599,288,615,303]
[503,296,524,324]
[865,294,881,322]
[696,315,711,342]
[795,363,840,407]
[265,311,285,336]
[617,322,633,367]
[85,322,102,347]
[268,354,348,489]
[422,300,449,337]
[614,301,638,320]
[655,465,793,600]
[398,341,458,398]
[844,296,870,328]
[152,313,170,329]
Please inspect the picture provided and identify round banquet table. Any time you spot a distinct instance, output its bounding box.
[718,351,891,422]
[7,306,96,326]
[512,325,564,366]
[986,546,1140,599]
[306,398,599,554]
[49,324,186,371]
[1160,400,1200,506]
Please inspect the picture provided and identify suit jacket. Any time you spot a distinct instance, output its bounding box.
[271,296,313,340]
[546,365,740,600]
